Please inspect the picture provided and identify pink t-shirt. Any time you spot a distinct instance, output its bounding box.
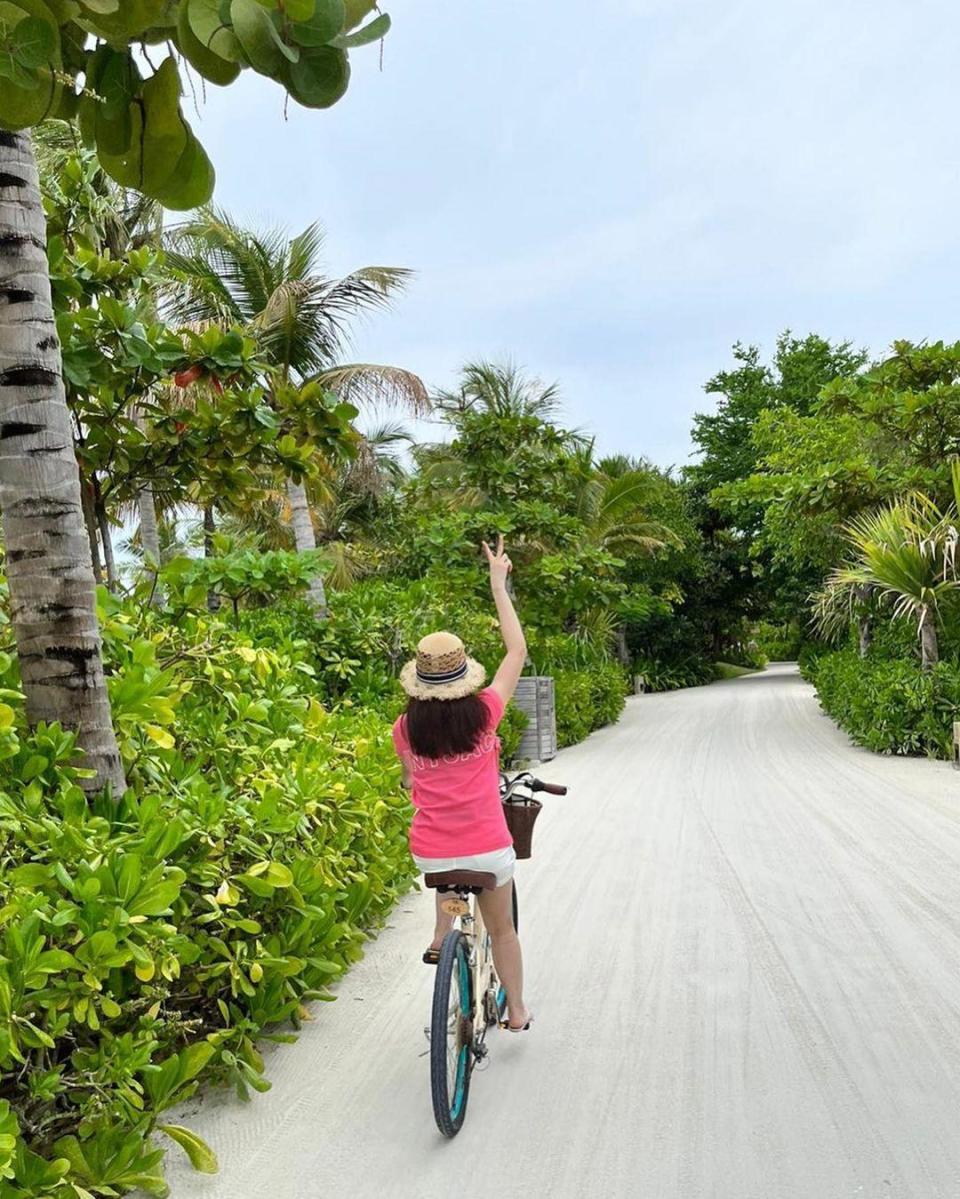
[392,688,512,858]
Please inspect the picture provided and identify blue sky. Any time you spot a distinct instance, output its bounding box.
[194,0,960,468]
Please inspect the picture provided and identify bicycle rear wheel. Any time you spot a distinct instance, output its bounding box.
[430,930,473,1137]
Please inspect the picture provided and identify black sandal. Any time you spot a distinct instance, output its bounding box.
[422,947,440,965]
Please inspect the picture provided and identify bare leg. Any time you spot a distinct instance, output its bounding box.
[429,890,456,950]
[477,880,528,1028]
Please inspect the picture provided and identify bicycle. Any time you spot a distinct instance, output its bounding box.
[424,771,567,1138]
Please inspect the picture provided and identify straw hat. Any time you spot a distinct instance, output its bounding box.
[400,631,486,701]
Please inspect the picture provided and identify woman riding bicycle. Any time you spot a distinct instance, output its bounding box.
[392,536,531,1032]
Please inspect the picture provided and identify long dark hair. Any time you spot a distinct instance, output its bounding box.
[404,694,487,760]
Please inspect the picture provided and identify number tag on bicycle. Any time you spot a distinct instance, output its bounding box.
[441,896,470,917]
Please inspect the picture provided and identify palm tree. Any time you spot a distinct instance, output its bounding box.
[813,485,960,670]
[164,209,427,615]
[434,359,562,419]
[0,130,125,795]
[570,452,682,557]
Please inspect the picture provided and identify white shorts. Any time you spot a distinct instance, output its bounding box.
[413,846,516,889]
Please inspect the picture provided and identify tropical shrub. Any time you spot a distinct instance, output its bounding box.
[498,702,528,763]
[634,656,717,693]
[0,598,415,1195]
[554,665,627,749]
[805,648,960,757]
[752,621,805,661]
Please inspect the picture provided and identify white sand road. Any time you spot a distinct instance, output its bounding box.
[164,663,960,1199]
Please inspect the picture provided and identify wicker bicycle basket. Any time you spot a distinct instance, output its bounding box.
[502,797,543,860]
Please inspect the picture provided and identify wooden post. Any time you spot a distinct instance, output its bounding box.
[953,721,960,769]
[514,677,557,762]
[633,674,647,695]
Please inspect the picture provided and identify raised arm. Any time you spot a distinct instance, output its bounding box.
[483,536,527,705]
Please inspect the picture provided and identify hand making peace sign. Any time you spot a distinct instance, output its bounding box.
[482,534,513,591]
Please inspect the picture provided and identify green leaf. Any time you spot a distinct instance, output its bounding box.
[284,43,349,108]
[0,0,60,131]
[231,0,297,72]
[289,0,343,46]
[176,0,240,85]
[139,56,188,195]
[154,129,216,211]
[332,10,388,48]
[11,15,55,68]
[188,0,243,61]
[264,861,294,887]
[284,0,315,18]
[342,0,373,29]
[158,1125,218,1174]
[93,48,138,155]
[178,1041,216,1084]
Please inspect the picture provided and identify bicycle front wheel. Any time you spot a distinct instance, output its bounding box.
[430,930,473,1137]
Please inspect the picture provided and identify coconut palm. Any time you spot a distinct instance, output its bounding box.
[569,451,682,557]
[434,359,562,419]
[0,131,125,795]
[164,209,427,615]
[813,484,960,670]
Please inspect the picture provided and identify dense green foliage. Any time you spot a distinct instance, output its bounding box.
[690,333,960,758]
[801,649,960,758]
[0,588,415,1194]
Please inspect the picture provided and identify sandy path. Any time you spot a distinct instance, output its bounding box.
[165,663,960,1199]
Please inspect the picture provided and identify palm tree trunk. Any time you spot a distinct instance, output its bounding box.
[94,478,117,590]
[286,477,328,617]
[0,131,125,796]
[139,482,162,605]
[920,608,939,671]
[203,503,221,613]
[855,584,871,658]
[615,624,630,668]
[80,477,103,583]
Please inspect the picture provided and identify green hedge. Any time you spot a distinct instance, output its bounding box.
[805,648,960,758]
[0,600,416,1195]
[633,655,716,692]
[555,663,628,748]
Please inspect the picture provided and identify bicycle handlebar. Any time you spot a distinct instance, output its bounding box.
[531,780,567,796]
[501,771,567,798]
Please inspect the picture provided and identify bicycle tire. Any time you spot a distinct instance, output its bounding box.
[430,930,472,1138]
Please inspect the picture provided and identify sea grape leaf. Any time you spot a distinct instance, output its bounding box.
[154,130,215,210]
[342,0,374,30]
[231,0,297,73]
[78,0,166,38]
[289,0,343,47]
[10,14,55,67]
[285,43,348,108]
[0,0,60,131]
[140,56,188,195]
[94,99,143,188]
[176,0,240,85]
[284,0,315,19]
[93,47,139,155]
[188,0,243,61]
[332,10,388,48]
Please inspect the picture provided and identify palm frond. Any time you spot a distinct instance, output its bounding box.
[313,363,429,414]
